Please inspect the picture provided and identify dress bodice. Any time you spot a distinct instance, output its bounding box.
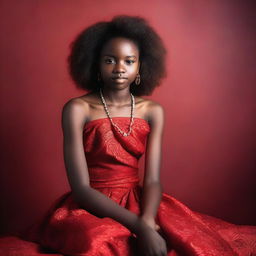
[82,117,150,188]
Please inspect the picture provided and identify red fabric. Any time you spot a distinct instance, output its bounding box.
[0,236,62,256]
[1,117,256,256]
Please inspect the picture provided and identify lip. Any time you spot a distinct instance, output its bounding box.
[111,77,128,83]
[111,76,128,80]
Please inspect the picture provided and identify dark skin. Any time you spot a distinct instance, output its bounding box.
[62,37,167,256]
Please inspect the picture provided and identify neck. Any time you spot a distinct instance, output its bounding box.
[100,87,132,106]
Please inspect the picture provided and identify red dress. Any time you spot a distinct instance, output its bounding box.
[3,117,256,256]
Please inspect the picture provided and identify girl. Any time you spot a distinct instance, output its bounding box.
[23,15,256,256]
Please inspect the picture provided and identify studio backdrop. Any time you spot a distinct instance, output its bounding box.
[0,0,255,235]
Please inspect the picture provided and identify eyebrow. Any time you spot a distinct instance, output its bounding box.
[103,54,137,59]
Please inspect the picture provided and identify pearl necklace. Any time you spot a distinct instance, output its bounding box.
[99,88,135,137]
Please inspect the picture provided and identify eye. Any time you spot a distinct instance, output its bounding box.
[104,58,115,64]
[126,60,135,65]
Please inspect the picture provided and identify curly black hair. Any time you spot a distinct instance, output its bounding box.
[68,15,167,96]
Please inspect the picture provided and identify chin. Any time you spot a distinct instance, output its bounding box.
[106,82,131,91]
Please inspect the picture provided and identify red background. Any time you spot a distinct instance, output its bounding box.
[1,0,255,235]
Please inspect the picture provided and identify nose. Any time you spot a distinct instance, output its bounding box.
[113,61,125,73]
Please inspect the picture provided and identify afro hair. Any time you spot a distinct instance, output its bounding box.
[68,15,167,96]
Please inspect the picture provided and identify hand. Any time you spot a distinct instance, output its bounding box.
[141,215,161,231]
[136,218,167,256]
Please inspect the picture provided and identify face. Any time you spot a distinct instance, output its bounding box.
[99,37,140,90]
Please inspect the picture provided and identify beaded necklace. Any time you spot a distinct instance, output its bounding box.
[99,88,135,136]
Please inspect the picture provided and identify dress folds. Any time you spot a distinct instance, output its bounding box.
[2,117,256,256]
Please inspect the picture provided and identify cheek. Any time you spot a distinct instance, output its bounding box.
[127,66,139,77]
[127,63,139,72]
[99,65,111,76]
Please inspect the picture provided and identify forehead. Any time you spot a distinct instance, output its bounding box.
[100,37,139,57]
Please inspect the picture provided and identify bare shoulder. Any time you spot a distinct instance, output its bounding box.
[147,100,164,120]
[135,97,164,123]
[63,97,88,117]
[62,94,93,130]
[62,92,98,115]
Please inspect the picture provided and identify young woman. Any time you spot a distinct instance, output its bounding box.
[23,15,256,256]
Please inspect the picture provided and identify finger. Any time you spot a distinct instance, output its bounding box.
[160,247,167,256]
[155,224,160,230]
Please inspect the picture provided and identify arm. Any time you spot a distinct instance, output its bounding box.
[62,99,147,235]
[140,103,165,228]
